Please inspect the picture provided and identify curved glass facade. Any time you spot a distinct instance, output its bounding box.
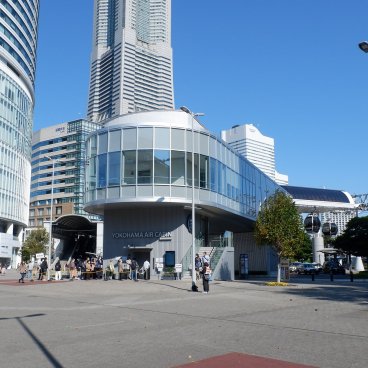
[84,111,281,220]
[0,0,39,88]
[0,1,39,267]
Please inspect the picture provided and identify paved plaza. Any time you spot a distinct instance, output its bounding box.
[0,271,367,368]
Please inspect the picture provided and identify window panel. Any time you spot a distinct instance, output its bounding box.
[138,127,153,149]
[154,128,170,149]
[97,154,107,188]
[108,152,121,186]
[171,128,185,150]
[123,128,136,150]
[171,151,185,185]
[109,130,121,152]
[98,133,108,154]
[154,150,170,184]
[122,151,136,185]
[137,150,153,184]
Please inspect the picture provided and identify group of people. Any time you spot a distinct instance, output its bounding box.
[16,258,49,282]
[65,256,104,280]
[194,252,212,293]
[105,256,150,281]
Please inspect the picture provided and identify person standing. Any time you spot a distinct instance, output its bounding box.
[130,258,138,281]
[195,254,202,281]
[201,252,210,266]
[126,255,132,279]
[117,259,124,280]
[26,260,34,280]
[201,262,211,294]
[18,261,27,283]
[54,260,62,281]
[143,259,150,280]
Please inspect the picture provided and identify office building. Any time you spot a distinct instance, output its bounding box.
[0,0,40,267]
[221,124,288,185]
[29,119,100,232]
[87,0,174,123]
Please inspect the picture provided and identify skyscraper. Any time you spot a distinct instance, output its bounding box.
[87,0,174,123]
[0,0,40,267]
[222,124,288,185]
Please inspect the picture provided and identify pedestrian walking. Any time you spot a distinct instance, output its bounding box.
[18,261,27,283]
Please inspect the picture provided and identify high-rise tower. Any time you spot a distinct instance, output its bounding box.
[87,0,174,123]
[221,124,288,185]
[0,0,40,267]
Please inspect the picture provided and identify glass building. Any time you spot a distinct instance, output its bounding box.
[87,0,174,123]
[0,0,40,267]
[84,110,281,277]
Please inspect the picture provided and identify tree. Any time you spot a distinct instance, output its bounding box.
[293,232,313,262]
[21,228,49,262]
[254,190,307,282]
[333,216,368,257]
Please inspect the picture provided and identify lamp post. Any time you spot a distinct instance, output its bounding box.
[179,106,204,290]
[45,156,56,280]
[358,41,368,53]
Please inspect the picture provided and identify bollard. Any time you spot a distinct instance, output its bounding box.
[350,271,354,282]
[311,271,315,282]
[330,270,334,282]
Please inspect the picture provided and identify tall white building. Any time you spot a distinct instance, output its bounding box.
[320,211,355,237]
[221,124,288,185]
[0,0,40,267]
[87,0,174,123]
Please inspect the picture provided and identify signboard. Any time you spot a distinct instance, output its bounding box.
[280,258,290,281]
[175,264,182,273]
[36,253,45,259]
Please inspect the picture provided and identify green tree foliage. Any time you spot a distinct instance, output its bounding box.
[293,232,313,262]
[21,228,49,262]
[333,216,368,257]
[254,190,307,281]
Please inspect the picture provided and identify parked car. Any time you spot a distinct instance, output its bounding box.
[323,260,346,274]
[298,262,320,275]
[289,262,302,272]
[313,263,323,273]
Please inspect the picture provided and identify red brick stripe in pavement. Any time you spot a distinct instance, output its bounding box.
[172,352,318,368]
[0,279,65,286]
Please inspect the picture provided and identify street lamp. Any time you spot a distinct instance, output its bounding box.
[179,106,204,290]
[358,41,368,53]
[45,155,58,280]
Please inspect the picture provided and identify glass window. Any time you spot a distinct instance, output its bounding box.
[172,128,185,150]
[123,128,136,150]
[87,156,97,190]
[138,150,153,184]
[186,130,193,152]
[97,154,107,188]
[200,134,209,156]
[138,127,153,149]
[154,128,170,149]
[200,155,209,189]
[98,133,108,154]
[186,153,199,187]
[108,152,121,186]
[154,150,170,184]
[171,151,185,185]
[122,151,136,185]
[210,158,217,192]
[90,135,97,157]
[109,130,121,152]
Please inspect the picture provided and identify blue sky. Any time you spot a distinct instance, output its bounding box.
[34,0,368,195]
